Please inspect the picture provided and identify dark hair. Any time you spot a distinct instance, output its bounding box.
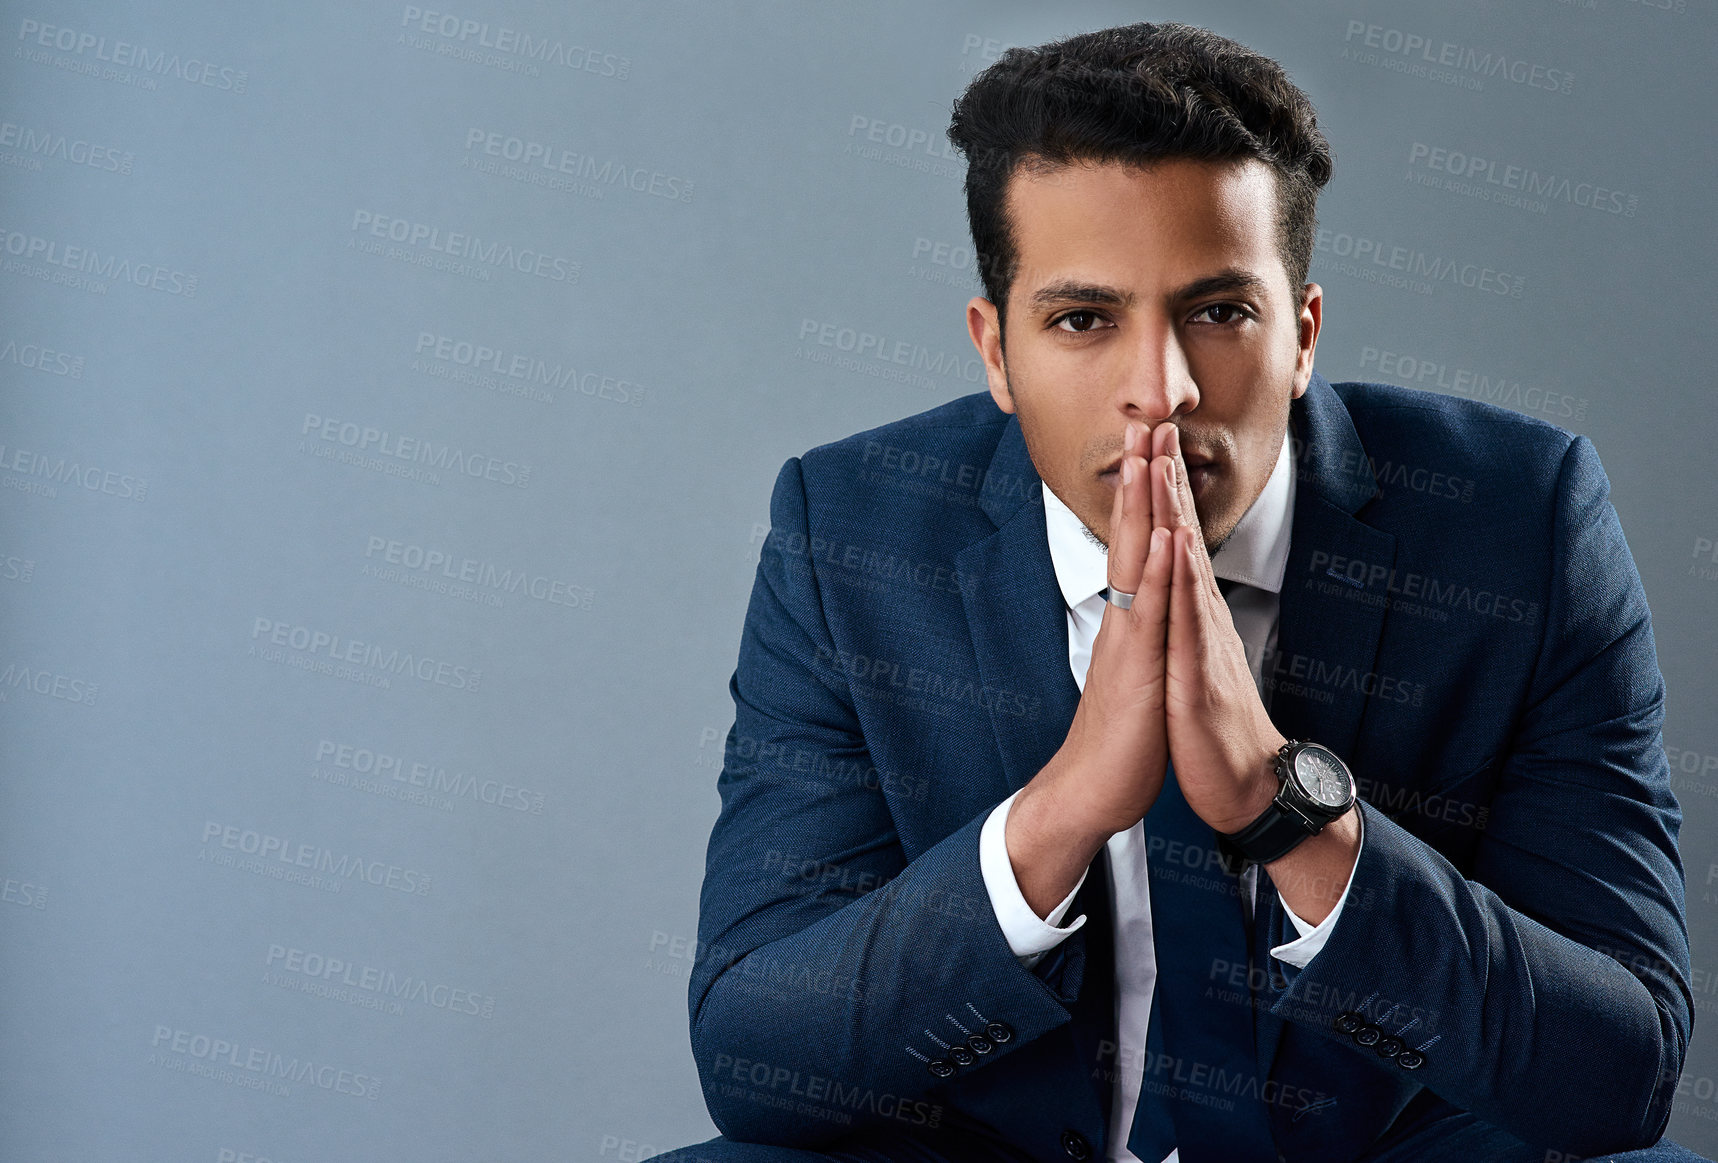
[946,22,1333,344]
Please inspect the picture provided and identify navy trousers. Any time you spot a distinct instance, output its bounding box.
[651,1119,1713,1163]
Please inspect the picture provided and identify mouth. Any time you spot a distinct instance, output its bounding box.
[1100,452,1218,497]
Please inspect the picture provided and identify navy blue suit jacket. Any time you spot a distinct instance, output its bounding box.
[688,371,1691,1161]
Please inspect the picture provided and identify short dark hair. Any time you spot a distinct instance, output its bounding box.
[946,22,1334,344]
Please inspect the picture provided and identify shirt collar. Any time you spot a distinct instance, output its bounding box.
[1041,429,1295,610]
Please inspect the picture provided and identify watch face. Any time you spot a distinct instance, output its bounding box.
[1294,746,1352,808]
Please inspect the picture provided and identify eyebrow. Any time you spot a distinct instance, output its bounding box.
[1027,267,1272,312]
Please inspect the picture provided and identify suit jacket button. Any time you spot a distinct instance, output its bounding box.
[1395,1049,1425,1070]
[927,1059,955,1078]
[948,1046,975,1066]
[985,1021,1014,1044]
[1352,1024,1381,1047]
[1374,1036,1406,1058]
[1333,1010,1364,1035]
[1060,1130,1092,1160]
[968,1035,995,1055]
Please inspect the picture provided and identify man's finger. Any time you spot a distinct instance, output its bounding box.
[1150,431,1194,541]
[1163,424,1223,603]
[1105,421,1150,612]
[1169,524,1207,666]
[1138,524,1172,655]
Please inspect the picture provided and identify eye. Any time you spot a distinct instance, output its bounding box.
[1051,309,1111,334]
[1192,302,1254,326]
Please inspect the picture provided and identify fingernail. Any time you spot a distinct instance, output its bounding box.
[1122,460,1133,485]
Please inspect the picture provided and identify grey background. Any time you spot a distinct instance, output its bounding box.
[1,0,1714,1159]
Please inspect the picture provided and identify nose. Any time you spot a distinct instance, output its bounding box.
[1112,319,1199,424]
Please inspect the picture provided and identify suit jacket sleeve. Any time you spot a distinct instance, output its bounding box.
[1266,433,1693,1156]
[687,456,1092,1147]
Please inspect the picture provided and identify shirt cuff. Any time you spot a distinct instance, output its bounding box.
[1270,806,1365,969]
[979,789,1087,967]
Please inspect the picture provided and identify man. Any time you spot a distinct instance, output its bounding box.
[659,22,1700,1163]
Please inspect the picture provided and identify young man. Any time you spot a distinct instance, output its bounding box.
[661,22,1700,1163]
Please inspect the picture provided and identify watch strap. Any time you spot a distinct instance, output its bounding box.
[1219,798,1315,867]
[1217,739,1348,869]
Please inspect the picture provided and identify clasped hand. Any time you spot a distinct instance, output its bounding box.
[1061,419,1287,839]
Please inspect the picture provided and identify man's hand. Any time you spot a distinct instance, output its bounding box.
[1149,422,1287,834]
[1151,423,1359,925]
[1004,419,1176,916]
[1056,418,1178,835]
[1007,419,1357,925]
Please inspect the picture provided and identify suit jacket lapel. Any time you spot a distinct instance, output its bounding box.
[955,414,1115,1123]
[955,413,1083,801]
[1254,370,1398,1085]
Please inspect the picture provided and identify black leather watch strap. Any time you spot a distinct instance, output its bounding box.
[1217,740,1354,869]
[1220,799,1315,866]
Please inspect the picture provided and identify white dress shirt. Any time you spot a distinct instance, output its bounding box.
[975,432,1365,1163]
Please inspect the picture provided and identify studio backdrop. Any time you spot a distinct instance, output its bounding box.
[2,1,1715,1159]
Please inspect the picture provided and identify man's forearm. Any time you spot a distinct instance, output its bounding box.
[1005,750,1115,919]
[1262,805,1361,927]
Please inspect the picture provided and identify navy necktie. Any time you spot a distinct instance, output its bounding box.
[1125,760,1277,1161]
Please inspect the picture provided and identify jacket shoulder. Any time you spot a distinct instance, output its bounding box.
[791,392,1020,534]
[1325,378,1584,504]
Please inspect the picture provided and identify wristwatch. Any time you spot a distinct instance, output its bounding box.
[1217,739,1356,869]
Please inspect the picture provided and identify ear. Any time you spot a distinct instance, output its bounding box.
[968,296,1014,413]
[1291,282,1323,400]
